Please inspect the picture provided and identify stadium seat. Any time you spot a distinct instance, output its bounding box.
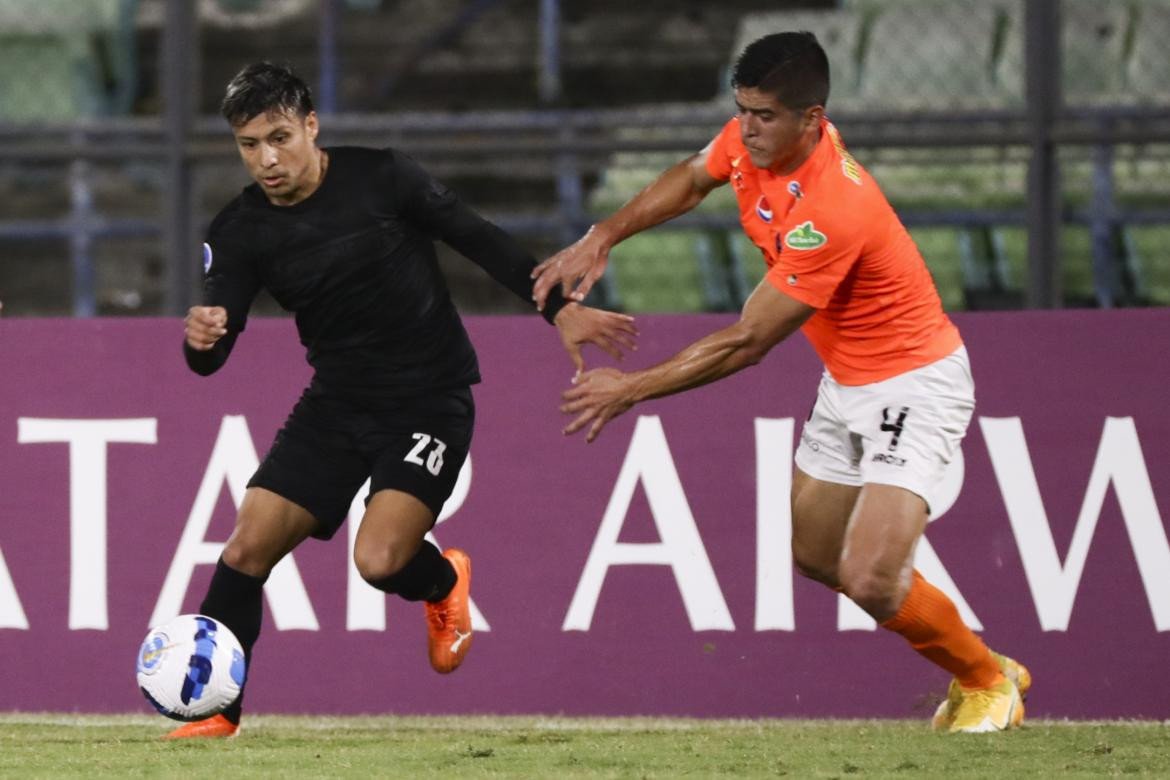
[907,227,967,311]
[998,0,1131,107]
[1126,3,1170,105]
[992,226,1117,308]
[0,0,136,121]
[856,0,1006,112]
[1122,224,1170,306]
[606,230,729,313]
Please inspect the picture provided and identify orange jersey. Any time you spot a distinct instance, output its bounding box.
[705,117,961,385]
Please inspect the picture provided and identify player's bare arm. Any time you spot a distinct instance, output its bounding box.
[561,281,814,442]
[552,302,639,377]
[531,148,724,310]
[184,306,229,351]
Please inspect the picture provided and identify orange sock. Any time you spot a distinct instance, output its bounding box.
[880,570,1003,690]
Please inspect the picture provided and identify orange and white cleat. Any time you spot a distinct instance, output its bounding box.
[162,713,240,740]
[424,548,473,674]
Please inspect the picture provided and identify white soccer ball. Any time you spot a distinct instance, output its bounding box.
[136,614,246,722]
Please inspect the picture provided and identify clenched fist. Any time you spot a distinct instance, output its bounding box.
[185,306,228,351]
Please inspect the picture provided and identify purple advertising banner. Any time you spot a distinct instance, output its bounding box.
[0,311,1167,720]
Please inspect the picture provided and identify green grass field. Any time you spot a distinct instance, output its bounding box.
[2,714,1168,778]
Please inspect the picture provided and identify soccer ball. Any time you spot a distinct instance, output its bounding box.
[136,614,246,721]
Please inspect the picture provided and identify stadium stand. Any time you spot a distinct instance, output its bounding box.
[2,0,1167,315]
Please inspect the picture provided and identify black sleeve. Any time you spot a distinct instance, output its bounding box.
[184,216,262,376]
[202,221,262,336]
[183,331,240,376]
[389,150,570,323]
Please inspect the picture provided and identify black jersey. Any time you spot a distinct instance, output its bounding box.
[189,146,566,400]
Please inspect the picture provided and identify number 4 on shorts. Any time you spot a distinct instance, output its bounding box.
[404,433,447,476]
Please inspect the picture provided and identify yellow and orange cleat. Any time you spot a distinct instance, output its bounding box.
[424,548,472,674]
[162,713,240,740]
[947,676,1024,733]
[932,651,1031,731]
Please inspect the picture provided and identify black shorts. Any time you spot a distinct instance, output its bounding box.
[248,386,475,540]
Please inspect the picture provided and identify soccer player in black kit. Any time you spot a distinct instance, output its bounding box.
[170,62,637,739]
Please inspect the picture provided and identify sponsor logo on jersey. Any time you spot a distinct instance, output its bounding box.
[202,242,213,274]
[755,195,773,223]
[826,123,862,186]
[784,221,827,250]
[787,181,804,199]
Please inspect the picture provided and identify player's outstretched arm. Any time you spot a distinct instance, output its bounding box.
[552,302,639,377]
[183,305,237,376]
[560,281,814,442]
[531,149,724,310]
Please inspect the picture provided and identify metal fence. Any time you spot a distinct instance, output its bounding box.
[1,0,1169,317]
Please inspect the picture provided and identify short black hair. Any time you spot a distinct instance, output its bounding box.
[221,62,315,127]
[732,32,830,110]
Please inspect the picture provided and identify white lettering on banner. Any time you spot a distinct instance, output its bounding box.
[754,418,794,630]
[0,544,28,629]
[563,415,734,631]
[982,416,1170,631]
[345,457,490,631]
[836,448,984,631]
[17,417,157,630]
[150,416,319,630]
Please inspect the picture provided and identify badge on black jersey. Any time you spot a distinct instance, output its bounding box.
[202,243,213,274]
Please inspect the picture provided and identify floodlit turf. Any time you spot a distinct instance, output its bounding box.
[1,714,1168,778]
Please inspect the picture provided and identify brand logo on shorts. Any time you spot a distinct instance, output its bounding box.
[784,221,827,250]
[202,243,213,274]
[871,452,907,467]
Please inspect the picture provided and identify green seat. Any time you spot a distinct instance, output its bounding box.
[1127,3,1170,104]
[0,0,136,121]
[994,226,1105,307]
[998,0,1131,107]
[907,227,967,311]
[858,1,1006,111]
[607,231,727,314]
[1122,225,1170,305]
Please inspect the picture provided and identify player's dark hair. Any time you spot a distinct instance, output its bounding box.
[732,32,830,110]
[221,61,315,127]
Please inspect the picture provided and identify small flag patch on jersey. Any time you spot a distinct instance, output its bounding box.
[784,221,827,250]
[202,243,213,273]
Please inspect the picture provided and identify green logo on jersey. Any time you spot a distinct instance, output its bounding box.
[784,221,827,250]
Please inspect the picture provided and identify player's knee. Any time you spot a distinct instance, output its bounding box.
[353,544,409,585]
[220,539,277,579]
[838,568,901,619]
[791,539,839,587]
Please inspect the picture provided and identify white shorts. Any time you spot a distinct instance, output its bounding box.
[793,346,975,513]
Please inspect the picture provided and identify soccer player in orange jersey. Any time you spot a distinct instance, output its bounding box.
[532,32,1029,732]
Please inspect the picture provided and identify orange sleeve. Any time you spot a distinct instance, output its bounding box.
[703,119,738,182]
[764,209,863,309]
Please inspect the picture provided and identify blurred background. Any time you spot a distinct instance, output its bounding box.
[0,0,1168,318]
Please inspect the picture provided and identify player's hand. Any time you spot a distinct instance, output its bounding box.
[553,303,638,377]
[560,367,637,443]
[531,227,611,311]
[184,306,228,351]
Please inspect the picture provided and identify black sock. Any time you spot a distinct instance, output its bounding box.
[367,540,456,602]
[199,557,267,725]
